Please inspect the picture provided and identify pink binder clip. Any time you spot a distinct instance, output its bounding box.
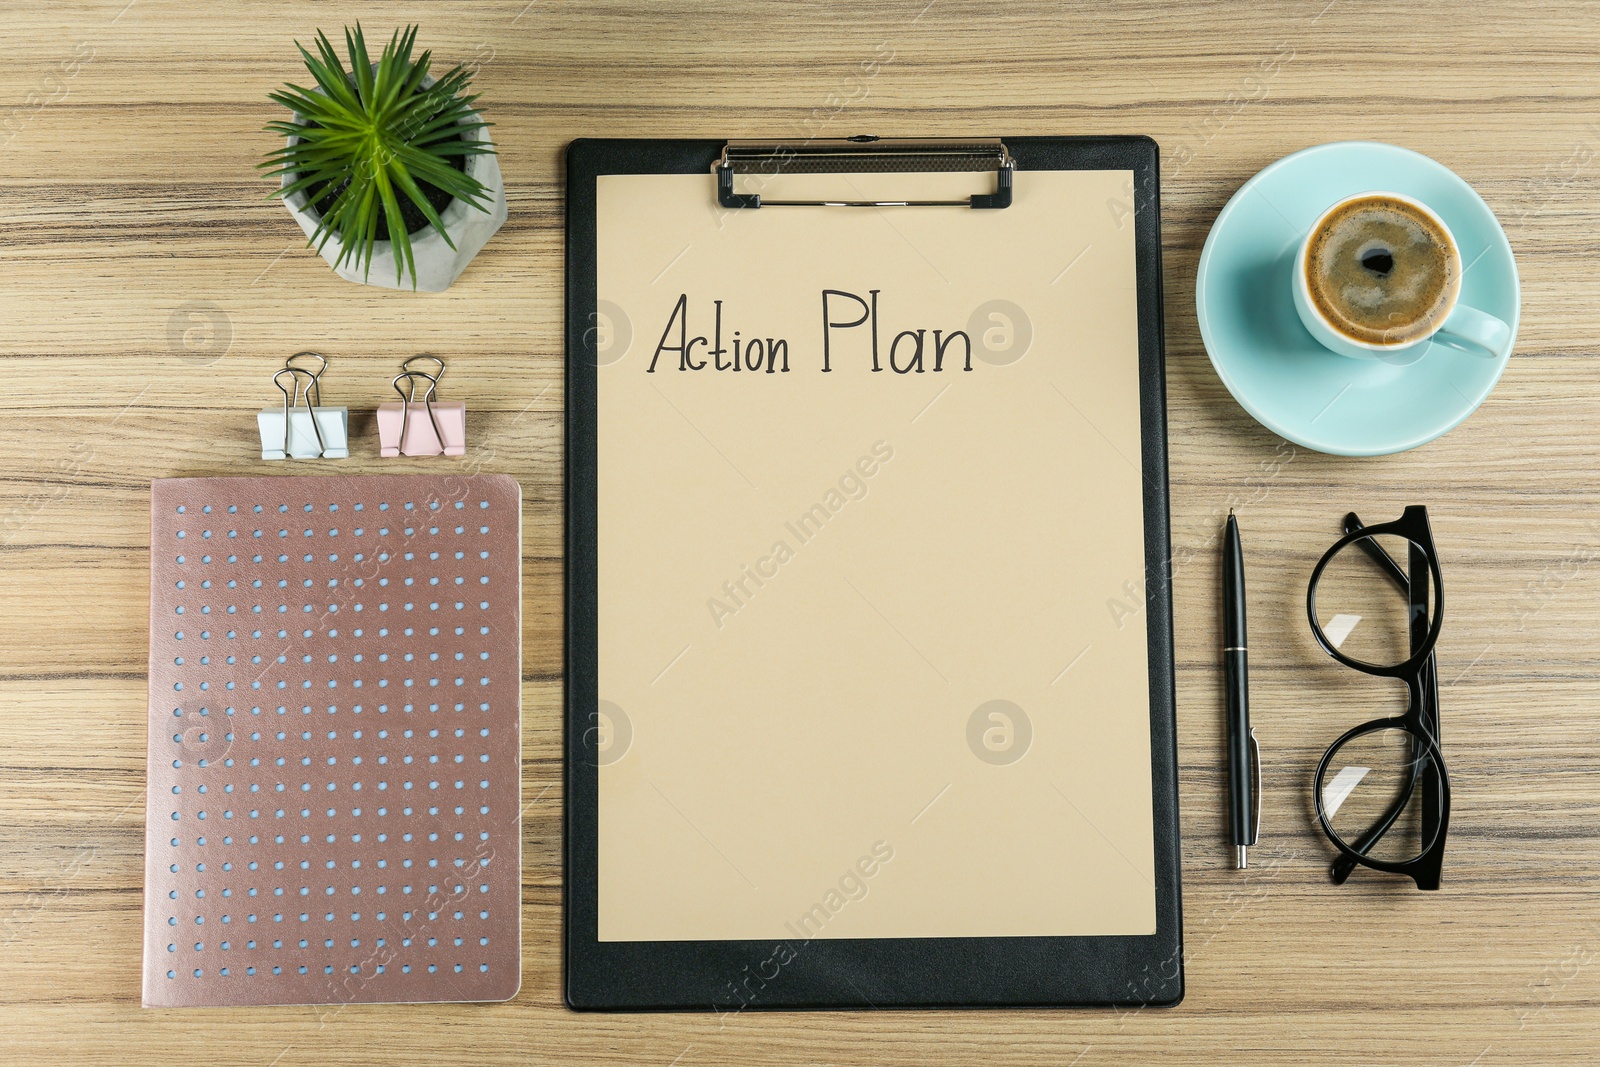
[377,356,465,457]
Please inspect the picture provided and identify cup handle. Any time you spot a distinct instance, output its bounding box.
[1434,303,1512,359]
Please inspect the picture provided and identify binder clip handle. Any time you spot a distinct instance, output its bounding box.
[283,350,328,408]
[392,370,447,454]
[274,367,328,459]
[401,354,446,388]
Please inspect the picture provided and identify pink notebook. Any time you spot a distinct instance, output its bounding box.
[142,474,522,1007]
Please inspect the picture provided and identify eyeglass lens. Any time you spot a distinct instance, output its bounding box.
[1320,724,1444,864]
[1311,532,1434,670]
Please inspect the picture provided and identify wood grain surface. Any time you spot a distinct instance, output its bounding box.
[3,1,1599,1064]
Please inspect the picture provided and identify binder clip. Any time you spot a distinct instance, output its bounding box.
[257,352,349,460]
[377,355,466,457]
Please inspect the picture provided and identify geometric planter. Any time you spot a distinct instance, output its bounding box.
[279,105,506,292]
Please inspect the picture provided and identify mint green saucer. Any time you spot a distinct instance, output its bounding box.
[1196,142,1519,456]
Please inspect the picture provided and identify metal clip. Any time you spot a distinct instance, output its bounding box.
[377,356,466,457]
[284,350,328,407]
[258,355,348,460]
[715,137,1015,209]
[1248,726,1262,845]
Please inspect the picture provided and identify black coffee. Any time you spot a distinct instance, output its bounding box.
[1306,195,1458,346]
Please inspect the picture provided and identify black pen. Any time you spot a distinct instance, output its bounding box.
[1223,510,1260,869]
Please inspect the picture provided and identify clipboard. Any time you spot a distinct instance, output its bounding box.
[565,136,1181,1010]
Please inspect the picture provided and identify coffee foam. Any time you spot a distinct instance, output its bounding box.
[1306,196,1459,346]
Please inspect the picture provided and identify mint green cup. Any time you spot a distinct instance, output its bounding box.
[1291,190,1512,365]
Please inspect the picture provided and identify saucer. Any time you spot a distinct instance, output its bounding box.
[1196,141,1520,456]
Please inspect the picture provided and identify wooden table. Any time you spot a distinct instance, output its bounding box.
[4,2,1598,1063]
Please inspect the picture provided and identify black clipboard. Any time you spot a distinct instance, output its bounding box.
[565,136,1181,1010]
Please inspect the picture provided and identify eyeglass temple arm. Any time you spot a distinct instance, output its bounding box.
[1412,538,1445,877]
[1343,512,1410,592]
[1330,513,1442,885]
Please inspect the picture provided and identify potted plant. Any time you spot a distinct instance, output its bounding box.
[261,24,506,292]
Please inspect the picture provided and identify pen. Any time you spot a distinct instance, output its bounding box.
[1223,510,1260,869]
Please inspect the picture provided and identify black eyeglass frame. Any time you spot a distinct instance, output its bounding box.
[1305,504,1451,890]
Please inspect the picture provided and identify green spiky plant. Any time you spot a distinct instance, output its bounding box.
[261,24,496,288]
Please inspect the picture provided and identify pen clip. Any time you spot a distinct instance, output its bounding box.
[1248,726,1262,845]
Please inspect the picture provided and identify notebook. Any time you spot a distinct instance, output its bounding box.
[142,473,522,1007]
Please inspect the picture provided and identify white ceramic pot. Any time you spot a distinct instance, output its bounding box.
[279,102,506,293]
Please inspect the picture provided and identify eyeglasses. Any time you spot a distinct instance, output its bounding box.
[1306,504,1450,890]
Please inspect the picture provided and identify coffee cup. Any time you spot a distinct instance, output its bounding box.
[1292,191,1511,364]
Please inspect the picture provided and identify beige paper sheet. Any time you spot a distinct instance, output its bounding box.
[595,169,1155,942]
